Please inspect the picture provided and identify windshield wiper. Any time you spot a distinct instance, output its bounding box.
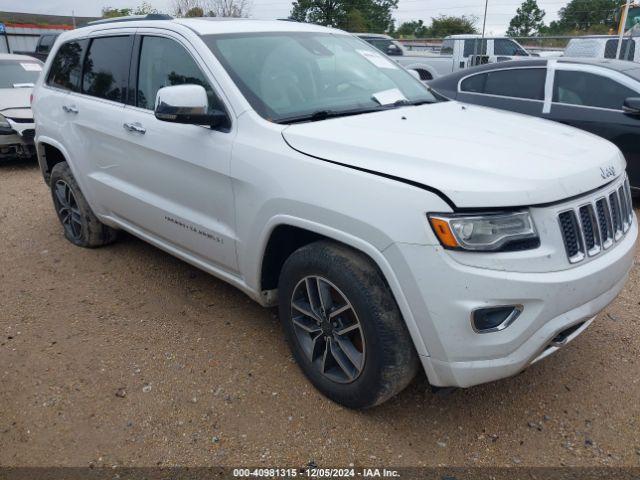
[277,100,437,124]
[277,107,387,124]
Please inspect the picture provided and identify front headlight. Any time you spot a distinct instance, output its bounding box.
[0,114,11,129]
[428,211,539,252]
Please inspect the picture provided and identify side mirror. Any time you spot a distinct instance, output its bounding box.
[408,69,421,81]
[386,44,403,56]
[623,97,640,115]
[155,84,228,128]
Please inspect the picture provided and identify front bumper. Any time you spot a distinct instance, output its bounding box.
[0,120,35,158]
[385,214,637,388]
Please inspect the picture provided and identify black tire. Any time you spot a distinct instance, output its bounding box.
[278,241,419,409]
[49,161,117,248]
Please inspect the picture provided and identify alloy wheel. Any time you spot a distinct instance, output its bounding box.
[290,276,365,384]
[53,180,83,241]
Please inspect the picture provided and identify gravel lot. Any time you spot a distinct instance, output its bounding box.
[1,159,639,468]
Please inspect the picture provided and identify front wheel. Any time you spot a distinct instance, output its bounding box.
[278,241,419,409]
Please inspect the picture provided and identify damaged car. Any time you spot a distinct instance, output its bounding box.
[0,54,43,160]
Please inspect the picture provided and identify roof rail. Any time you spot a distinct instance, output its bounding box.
[87,14,173,26]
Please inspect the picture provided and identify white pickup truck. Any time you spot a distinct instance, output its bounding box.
[564,35,640,63]
[357,33,532,80]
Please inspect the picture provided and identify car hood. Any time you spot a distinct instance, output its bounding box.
[282,101,626,208]
[0,88,32,118]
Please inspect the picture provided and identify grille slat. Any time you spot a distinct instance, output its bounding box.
[559,211,584,262]
[595,198,613,249]
[610,192,623,239]
[559,178,634,264]
[618,187,630,232]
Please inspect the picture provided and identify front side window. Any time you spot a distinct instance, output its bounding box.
[82,36,133,102]
[203,32,436,123]
[553,70,638,110]
[136,36,222,112]
[47,40,87,91]
[0,60,43,88]
[494,39,528,56]
[461,68,546,100]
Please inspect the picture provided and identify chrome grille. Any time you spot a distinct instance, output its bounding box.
[559,178,634,264]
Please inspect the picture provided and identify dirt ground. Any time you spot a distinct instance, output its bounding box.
[1,159,639,468]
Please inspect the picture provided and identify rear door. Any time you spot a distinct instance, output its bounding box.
[113,31,238,272]
[457,67,547,116]
[64,31,135,216]
[548,66,640,187]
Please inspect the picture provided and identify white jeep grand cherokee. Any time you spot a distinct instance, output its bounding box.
[32,16,637,408]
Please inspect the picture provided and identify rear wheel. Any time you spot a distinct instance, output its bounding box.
[50,161,117,248]
[278,241,419,409]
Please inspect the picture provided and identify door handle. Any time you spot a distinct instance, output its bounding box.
[123,122,146,134]
[62,105,78,114]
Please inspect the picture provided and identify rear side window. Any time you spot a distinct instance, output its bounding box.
[553,70,638,110]
[82,36,133,102]
[46,40,88,91]
[37,35,56,53]
[460,73,487,93]
[461,68,546,100]
[440,39,454,55]
[136,36,223,112]
[463,39,487,58]
[604,39,636,61]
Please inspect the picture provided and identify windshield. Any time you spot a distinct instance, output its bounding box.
[0,60,42,88]
[626,7,640,31]
[203,32,436,123]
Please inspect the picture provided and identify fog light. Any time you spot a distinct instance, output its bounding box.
[471,305,523,333]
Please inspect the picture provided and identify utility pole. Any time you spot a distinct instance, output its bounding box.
[481,0,488,40]
[616,0,631,59]
[475,0,488,64]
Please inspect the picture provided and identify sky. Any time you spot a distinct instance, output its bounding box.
[0,0,566,34]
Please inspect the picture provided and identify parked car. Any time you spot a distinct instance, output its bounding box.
[33,33,61,62]
[429,58,640,194]
[564,36,639,62]
[0,54,42,160]
[32,17,637,408]
[357,33,531,80]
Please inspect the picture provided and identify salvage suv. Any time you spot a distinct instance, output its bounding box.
[32,16,637,408]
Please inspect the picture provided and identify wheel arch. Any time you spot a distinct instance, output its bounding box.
[36,137,72,185]
[404,63,437,81]
[256,217,430,358]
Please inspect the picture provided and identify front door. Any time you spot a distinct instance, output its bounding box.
[114,32,238,273]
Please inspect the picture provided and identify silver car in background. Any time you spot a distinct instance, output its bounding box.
[0,54,43,160]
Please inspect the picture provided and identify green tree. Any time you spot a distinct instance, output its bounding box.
[395,20,429,38]
[507,0,545,37]
[133,1,158,14]
[345,9,367,32]
[102,6,132,17]
[102,2,157,17]
[185,6,204,16]
[289,0,398,33]
[553,0,619,32]
[426,15,478,37]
